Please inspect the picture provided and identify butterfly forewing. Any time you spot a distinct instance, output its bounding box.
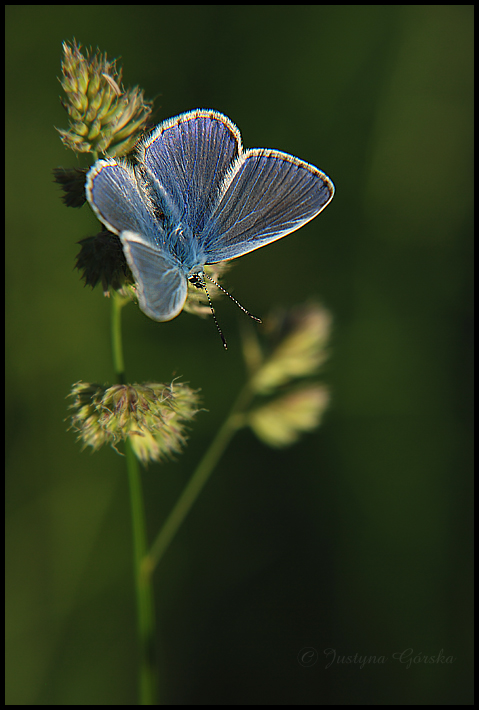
[199,149,334,263]
[86,161,158,239]
[139,110,242,236]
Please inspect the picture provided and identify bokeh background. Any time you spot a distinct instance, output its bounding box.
[5,5,473,705]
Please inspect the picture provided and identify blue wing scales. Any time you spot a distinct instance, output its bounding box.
[86,160,160,240]
[139,109,242,237]
[120,231,187,321]
[199,149,334,263]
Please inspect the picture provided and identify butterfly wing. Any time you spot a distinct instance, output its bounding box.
[199,149,334,263]
[87,162,186,321]
[138,109,241,237]
[120,231,187,322]
[86,159,159,239]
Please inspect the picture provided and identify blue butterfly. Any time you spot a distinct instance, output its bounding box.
[86,109,334,322]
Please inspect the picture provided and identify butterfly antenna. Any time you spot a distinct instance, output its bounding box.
[204,274,262,323]
[200,279,228,350]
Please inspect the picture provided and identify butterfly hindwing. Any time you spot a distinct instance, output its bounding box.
[120,231,187,322]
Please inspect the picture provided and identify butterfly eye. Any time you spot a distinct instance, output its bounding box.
[188,274,204,290]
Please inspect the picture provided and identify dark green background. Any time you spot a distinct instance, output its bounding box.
[5,4,473,705]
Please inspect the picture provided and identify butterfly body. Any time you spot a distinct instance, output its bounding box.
[86,109,334,322]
